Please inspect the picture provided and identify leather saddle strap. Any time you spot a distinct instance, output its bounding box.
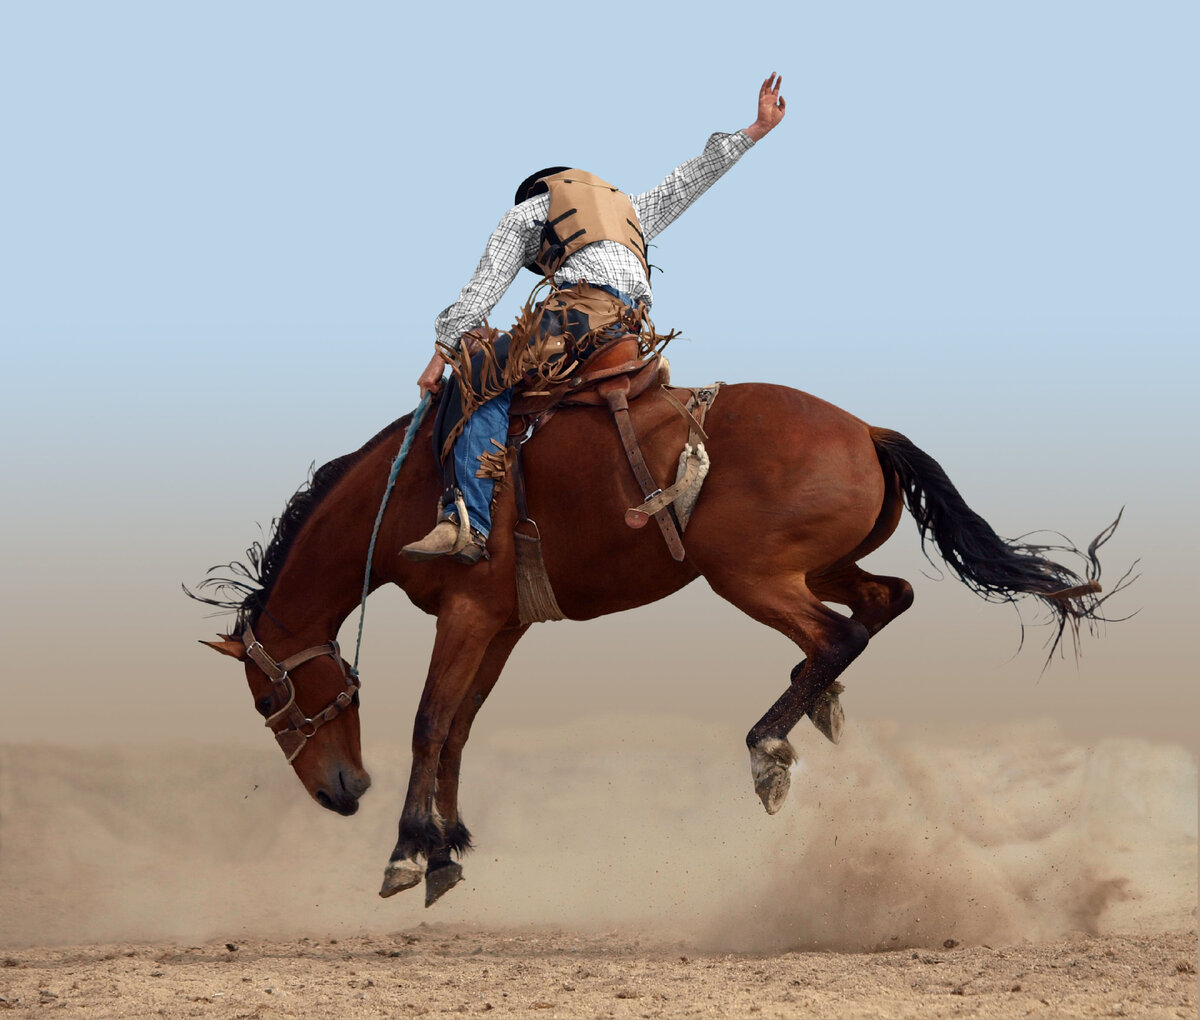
[510,409,555,523]
[658,384,710,444]
[627,451,703,519]
[512,441,531,523]
[602,383,686,562]
[567,359,645,391]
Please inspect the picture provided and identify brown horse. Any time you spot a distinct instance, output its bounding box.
[192,382,1120,905]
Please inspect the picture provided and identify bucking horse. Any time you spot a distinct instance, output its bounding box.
[189,372,1126,906]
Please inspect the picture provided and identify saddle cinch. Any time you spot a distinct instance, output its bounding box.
[503,335,720,624]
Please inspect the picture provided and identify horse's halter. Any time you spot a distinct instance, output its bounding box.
[241,622,361,763]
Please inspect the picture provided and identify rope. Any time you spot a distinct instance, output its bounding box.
[351,391,433,675]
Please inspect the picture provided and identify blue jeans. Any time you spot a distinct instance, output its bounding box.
[446,284,637,537]
[452,386,512,538]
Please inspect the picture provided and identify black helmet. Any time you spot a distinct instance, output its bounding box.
[514,166,570,206]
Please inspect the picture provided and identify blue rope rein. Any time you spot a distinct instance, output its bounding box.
[350,391,433,675]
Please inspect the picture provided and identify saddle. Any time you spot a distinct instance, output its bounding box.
[506,335,717,572]
[509,336,662,416]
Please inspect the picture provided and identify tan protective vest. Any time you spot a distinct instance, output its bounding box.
[533,170,649,279]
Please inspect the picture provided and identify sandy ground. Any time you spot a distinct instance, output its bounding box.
[1,716,1195,1018]
[0,928,1196,1019]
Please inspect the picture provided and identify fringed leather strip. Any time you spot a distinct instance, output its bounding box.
[475,439,512,481]
[514,525,566,624]
[437,279,679,462]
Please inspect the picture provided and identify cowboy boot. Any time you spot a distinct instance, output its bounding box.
[402,489,475,562]
[401,520,463,561]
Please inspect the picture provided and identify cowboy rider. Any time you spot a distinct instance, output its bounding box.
[403,73,787,564]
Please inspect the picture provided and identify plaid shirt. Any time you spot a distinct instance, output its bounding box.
[434,130,756,350]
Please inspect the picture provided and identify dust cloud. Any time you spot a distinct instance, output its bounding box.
[0,715,1193,952]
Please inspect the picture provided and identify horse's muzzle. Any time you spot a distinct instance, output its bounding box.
[315,768,372,815]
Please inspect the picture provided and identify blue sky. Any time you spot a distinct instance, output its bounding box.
[1,2,1196,748]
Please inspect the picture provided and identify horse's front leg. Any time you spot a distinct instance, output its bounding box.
[422,624,530,906]
[380,606,503,897]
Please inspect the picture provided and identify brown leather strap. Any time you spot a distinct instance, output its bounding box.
[625,450,704,524]
[242,623,360,763]
[601,381,686,562]
[513,442,531,523]
[658,385,710,443]
[278,641,340,675]
[566,359,644,389]
[626,384,721,531]
[510,408,556,524]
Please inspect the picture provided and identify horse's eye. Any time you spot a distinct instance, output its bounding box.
[255,696,273,717]
[351,691,360,709]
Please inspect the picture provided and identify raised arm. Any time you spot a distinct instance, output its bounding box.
[633,72,787,243]
[744,72,786,142]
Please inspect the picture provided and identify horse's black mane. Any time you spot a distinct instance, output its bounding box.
[185,411,415,634]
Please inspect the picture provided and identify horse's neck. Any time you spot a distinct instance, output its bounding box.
[256,422,436,648]
[255,514,370,652]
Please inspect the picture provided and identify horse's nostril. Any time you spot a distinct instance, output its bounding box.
[315,786,359,815]
[339,769,371,799]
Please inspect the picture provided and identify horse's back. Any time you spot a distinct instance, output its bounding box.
[696,381,879,486]
[670,382,886,577]
[518,380,886,609]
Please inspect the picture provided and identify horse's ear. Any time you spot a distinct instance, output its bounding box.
[200,634,247,661]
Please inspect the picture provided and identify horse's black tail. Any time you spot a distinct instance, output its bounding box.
[870,427,1132,660]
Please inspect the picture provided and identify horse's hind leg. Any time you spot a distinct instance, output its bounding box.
[423,625,529,907]
[706,571,870,814]
[804,565,914,742]
[811,564,914,637]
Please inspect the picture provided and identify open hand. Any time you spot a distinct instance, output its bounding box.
[745,72,786,142]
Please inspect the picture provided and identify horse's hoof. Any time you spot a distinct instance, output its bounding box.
[379,858,424,898]
[424,861,464,908]
[749,738,796,815]
[809,682,845,745]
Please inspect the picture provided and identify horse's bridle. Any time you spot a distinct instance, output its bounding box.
[241,622,361,763]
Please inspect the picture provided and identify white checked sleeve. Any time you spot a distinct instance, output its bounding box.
[632,130,756,243]
[432,129,756,347]
[433,195,548,351]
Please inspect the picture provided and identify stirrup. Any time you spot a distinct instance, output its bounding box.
[446,490,472,555]
[451,528,490,565]
[401,491,473,562]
